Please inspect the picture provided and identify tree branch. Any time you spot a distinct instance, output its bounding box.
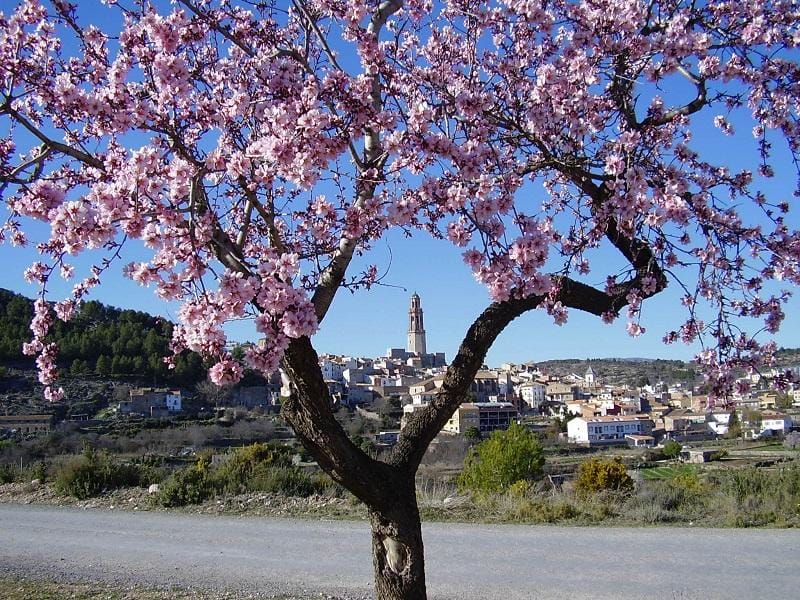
[391,268,667,472]
[640,65,707,129]
[281,335,400,507]
[309,1,403,323]
[3,105,103,169]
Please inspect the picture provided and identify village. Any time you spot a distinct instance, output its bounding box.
[5,294,797,462]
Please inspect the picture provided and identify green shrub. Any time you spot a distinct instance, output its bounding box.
[133,456,168,486]
[662,440,682,460]
[463,426,481,442]
[211,443,289,495]
[22,461,48,483]
[249,465,317,496]
[508,479,533,499]
[157,456,212,507]
[509,496,580,523]
[640,472,705,513]
[575,457,634,497]
[54,447,140,499]
[0,463,15,484]
[156,443,337,507]
[457,422,544,493]
[710,449,728,461]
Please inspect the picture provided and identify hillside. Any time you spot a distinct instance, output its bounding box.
[0,288,204,384]
[533,348,800,387]
[533,357,699,387]
[0,288,206,414]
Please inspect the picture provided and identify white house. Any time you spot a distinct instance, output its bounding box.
[567,415,654,445]
[517,381,547,412]
[760,412,793,436]
[707,411,732,436]
[165,391,181,412]
[409,376,445,405]
[791,387,800,407]
[565,400,585,416]
[320,358,344,382]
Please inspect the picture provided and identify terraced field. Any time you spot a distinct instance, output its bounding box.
[639,464,697,479]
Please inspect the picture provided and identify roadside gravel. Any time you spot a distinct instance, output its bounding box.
[0,481,368,520]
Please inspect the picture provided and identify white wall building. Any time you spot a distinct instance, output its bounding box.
[517,381,546,411]
[567,415,654,445]
[320,358,344,382]
[760,412,793,435]
[165,392,182,412]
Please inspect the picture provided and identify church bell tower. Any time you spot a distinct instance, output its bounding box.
[407,293,427,355]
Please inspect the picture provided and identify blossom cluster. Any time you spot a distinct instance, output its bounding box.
[2,0,799,401]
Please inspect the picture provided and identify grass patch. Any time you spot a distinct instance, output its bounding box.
[640,465,697,480]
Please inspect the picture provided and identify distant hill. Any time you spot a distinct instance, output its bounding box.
[533,357,699,387]
[776,347,800,367]
[532,348,800,387]
[0,288,204,387]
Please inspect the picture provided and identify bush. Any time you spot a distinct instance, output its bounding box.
[26,460,48,483]
[0,463,15,484]
[53,446,141,499]
[133,455,168,486]
[211,442,292,495]
[710,449,728,462]
[457,422,544,493]
[507,496,580,523]
[662,440,682,460]
[249,465,317,496]
[575,457,634,497]
[463,426,481,442]
[157,456,212,507]
[156,443,338,507]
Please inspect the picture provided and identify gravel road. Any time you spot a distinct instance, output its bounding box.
[1,504,798,599]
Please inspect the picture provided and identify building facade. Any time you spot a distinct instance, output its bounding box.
[0,414,52,435]
[567,415,654,445]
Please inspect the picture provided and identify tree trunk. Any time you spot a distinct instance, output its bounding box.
[369,479,427,600]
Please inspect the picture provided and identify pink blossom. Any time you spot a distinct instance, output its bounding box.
[626,322,645,337]
[549,302,568,326]
[3,0,800,411]
[44,386,64,403]
[208,359,243,386]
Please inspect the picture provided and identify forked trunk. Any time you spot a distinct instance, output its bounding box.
[369,482,427,600]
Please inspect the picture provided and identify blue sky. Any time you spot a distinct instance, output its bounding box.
[3,218,799,367]
[2,1,799,367]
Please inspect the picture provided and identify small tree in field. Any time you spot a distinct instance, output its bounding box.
[457,422,544,494]
[726,410,743,439]
[462,425,482,442]
[3,1,800,598]
[662,440,683,460]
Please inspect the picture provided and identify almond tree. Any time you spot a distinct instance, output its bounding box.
[2,1,799,598]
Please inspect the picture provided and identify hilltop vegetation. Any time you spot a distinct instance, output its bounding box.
[533,357,699,387]
[0,288,204,386]
[775,347,800,367]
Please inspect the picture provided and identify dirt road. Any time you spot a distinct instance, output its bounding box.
[1,504,797,599]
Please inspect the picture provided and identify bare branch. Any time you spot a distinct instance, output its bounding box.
[4,105,103,169]
[310,1,403,323]
[291,0,344,72]
[641,65,707,128]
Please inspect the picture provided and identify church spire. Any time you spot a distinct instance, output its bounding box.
[407,292,427,355]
